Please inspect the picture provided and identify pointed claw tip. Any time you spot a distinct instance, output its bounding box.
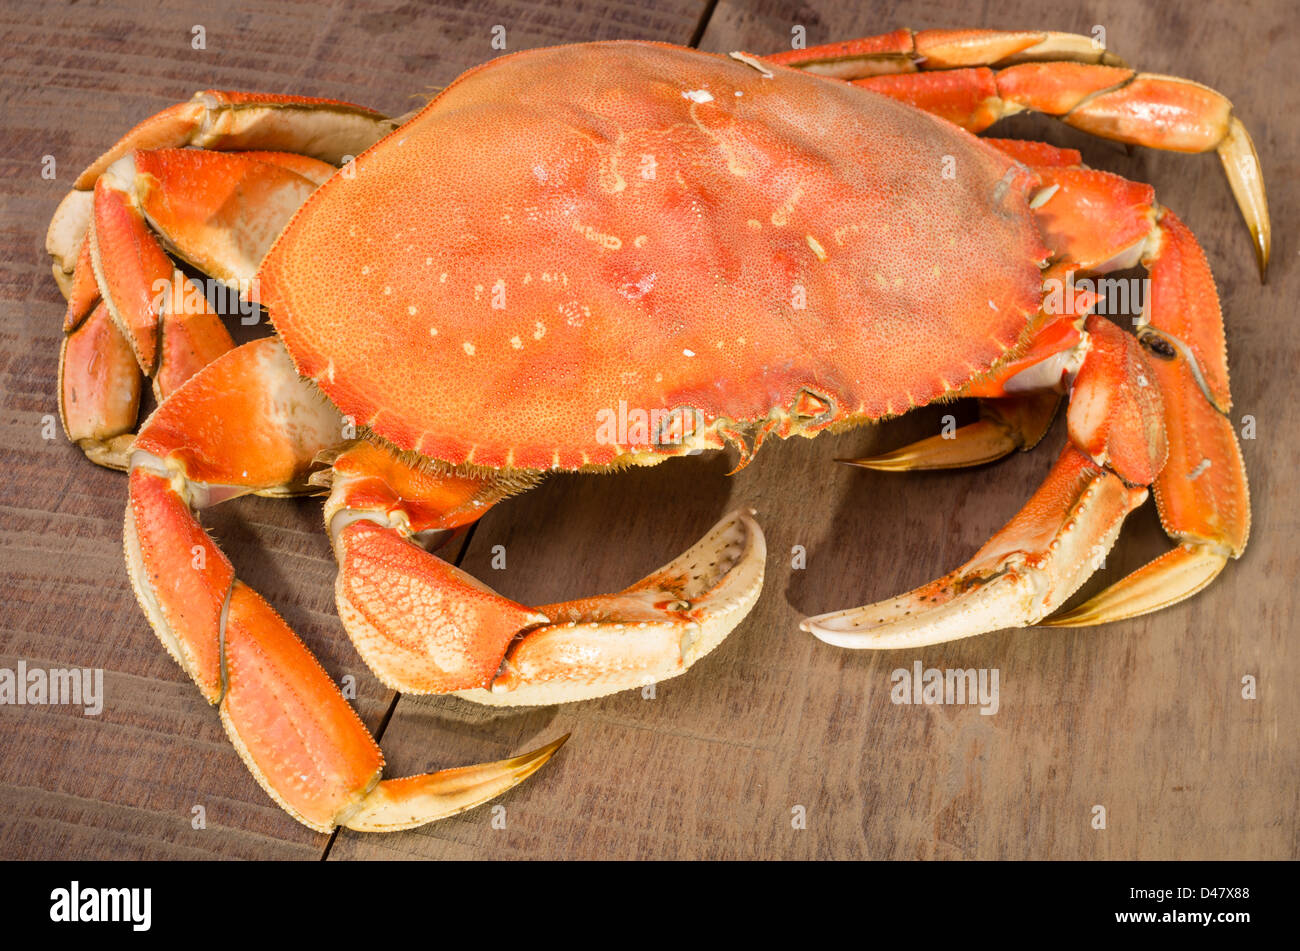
[1034,612,1087,628]
[835,455,890,470]
[1216,116,1270,284]
[533,732,571,759]
[508,732,570,780]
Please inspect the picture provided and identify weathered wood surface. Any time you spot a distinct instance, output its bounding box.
[0,0,1294,861]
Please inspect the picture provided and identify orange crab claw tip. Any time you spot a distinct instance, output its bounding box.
[1216,116,1271,283]
[343,734,571,833]
[1038,544,1229,628]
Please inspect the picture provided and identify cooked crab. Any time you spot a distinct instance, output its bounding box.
[45,32,1264,831]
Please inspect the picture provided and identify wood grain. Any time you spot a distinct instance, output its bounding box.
[1,0,1294,861]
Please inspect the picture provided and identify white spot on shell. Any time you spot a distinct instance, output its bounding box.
[619,272,657,300]
[683,348,696,357]
[682,89,714,104]
[463,342,476,356]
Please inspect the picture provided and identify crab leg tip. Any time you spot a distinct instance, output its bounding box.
[836,421,1023,471]
[835,452,926,472]
[1216,116,1271,283]
[342,733,570,833]
[1038,544,1229,628]
[496,732,571,780]
[1253,235,1270,284]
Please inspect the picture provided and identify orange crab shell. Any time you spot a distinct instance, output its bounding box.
[259,41,1049,471]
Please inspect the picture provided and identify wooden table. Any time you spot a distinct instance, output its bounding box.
[1,0,1294,860]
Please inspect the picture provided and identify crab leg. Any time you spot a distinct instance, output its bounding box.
[463,507,766,706]
[323,442,767,706]
[1042,210,1249,625]
[60,301,141,467]
[48,91,392,278]
[48,92,394,467]
[126,338,564,831]
[1028,165,1250,623]
[842,390,1061,471]
[804,316,1158,648]
[58,147,340,468]
[764,29,1270,278]
[95,148,332,290]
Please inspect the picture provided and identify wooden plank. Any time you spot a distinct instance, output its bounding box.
[0,0,707,860]
[333,0,1298,859]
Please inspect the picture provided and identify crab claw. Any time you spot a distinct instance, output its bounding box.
[807,316,1165,649]
[458,508,767,706]
[804,446,1147,648]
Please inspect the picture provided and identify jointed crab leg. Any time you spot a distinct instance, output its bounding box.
[764,29,1270,278]
[1031,167,1250,625]
[125,335,762,825]
[843,390,1061,472]
[60,302,141,467]
[126,338,565,831]
[48,91,392,286]
[48,93,393,469]
[804,317,1159,648]
[323,442,768,707]
[1042,210,1249,626]
[56,148,341,468]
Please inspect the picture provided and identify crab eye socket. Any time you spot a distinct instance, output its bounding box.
[792,388,834,422]
[654,406,705,446]
[1140,333,1178,360]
